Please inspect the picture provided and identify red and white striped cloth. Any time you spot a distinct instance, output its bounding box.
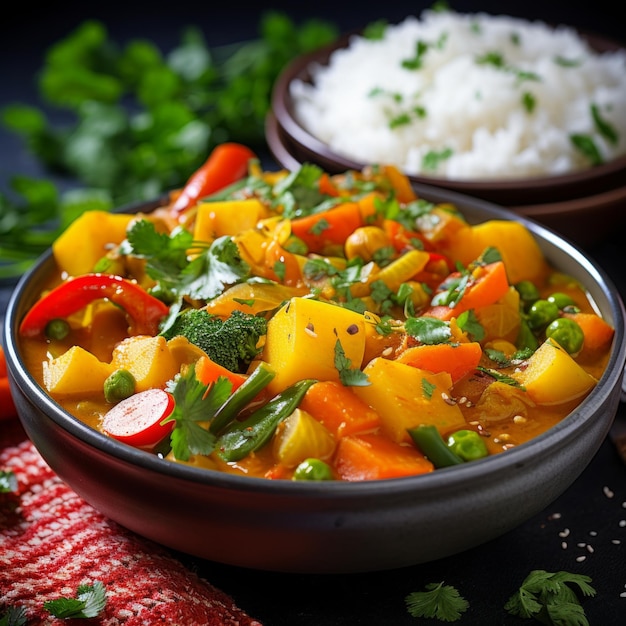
[0,420,262,626]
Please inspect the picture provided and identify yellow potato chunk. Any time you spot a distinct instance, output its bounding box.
[354,358,466,443]
[512,338,597,405]
[262,297,366,394]
[43,346,114,396]
[193,199,268,242]
[111,335,179,392]
[52,211,134,277]
[440,220,548,285]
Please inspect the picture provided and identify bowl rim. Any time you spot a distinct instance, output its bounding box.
[4,191,626,498]
[271,25,626,195]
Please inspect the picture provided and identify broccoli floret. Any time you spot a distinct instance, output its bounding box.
[161,309,267,373]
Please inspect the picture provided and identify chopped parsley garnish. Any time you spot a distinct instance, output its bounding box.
[421,377,437,400]
[422,147,453,171]
[570,134,603,166]
[522,91,537,113]
[591,103,619,145]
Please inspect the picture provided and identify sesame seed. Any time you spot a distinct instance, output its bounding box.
[561,541,568,550]
[381,347,393,357]
[458,397,468,405]
[576,555,587,562]
[589,531,598,537]
[619,520,626,528]
[577,542,587,548]
[559,529,570,538]
[620,592,626,598]
[587,545,594,553]
[513,415,526,424]
[611,539,621,545]
[603,486,615,498]
[549,513,562,520]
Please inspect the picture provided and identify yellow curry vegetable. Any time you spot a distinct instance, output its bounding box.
[18,143,615,482]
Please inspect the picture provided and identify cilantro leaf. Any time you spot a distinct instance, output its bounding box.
[504,570,596,624]
[334,339,370,387]
[123,220,250,301]
[164,364,232,461]
[0,470,18,493]
[0,605,27,626]
[405,581,469,622]
[404,316,452,344]
[44,581,107,619]
[180,236,250,301]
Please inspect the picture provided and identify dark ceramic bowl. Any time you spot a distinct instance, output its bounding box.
[269,28,626,246]
[3,192,626,574]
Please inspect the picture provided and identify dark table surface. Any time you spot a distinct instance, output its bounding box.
[2,2,625,624]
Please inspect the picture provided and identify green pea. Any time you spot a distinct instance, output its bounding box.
[527,299,560,330]
[447,429,489,462]
[45,318,70,340]
[514,280,540,307]
[547,292,576,310]
[292,458,334,481]
[545,317,584,355]
[104,369,136,403]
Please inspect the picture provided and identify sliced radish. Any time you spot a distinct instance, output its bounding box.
[102,388,175,448]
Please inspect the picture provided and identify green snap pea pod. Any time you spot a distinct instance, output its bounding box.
[292,458,334,481]
[209,362,276,435]
[216,378,317,462]
[408,424,463,468]
[447,429,489,462]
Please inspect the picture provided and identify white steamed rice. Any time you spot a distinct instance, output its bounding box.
[290,10,626,180]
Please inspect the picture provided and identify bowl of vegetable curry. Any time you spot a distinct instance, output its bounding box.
[4,142,625,573]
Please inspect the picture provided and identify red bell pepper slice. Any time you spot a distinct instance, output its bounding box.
[19,273,170,339]
[170,142,257,215]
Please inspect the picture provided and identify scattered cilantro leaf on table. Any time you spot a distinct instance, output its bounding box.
[504,569,596,625]
[43,581,107,619]
[405,581,469,622]
[0,470,18,493]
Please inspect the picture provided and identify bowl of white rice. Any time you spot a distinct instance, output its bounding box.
[269,9,626,243]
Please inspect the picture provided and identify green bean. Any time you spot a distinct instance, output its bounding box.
[209,362,275,435]
[408,424,463,468]
[216,379,317,462]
